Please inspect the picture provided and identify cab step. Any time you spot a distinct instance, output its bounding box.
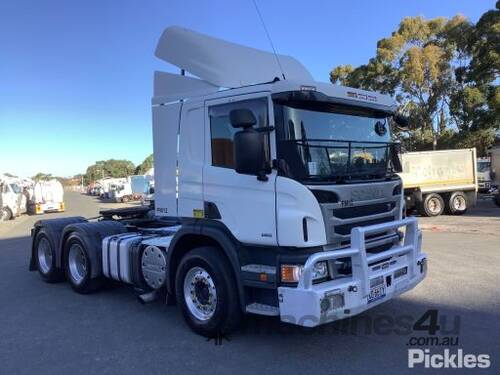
[245,302,280,316]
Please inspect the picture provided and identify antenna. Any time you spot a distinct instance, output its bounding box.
[251,0,286,81]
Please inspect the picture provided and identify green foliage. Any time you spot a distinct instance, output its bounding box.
[32,172,53,181]
[135,154,153,175]
[330,4,499,155]
[85,159,135,182]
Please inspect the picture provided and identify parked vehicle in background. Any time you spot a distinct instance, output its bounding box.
[110,175,149,203]
[400,148,477,216]
[29,179,65,214]
[0,176,27,221]
[97,178,127,199]
[476,157,492,193]
[490,146,500,188]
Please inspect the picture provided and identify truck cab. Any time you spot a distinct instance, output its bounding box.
[477,157,492,193]
[29,26,427,337]
[1,179,26,220]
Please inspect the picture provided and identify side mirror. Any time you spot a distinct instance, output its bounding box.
[390,143,403,173]
[234,128,267,180]
[393,114,410,130]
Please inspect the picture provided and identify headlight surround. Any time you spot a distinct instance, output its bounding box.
[281,261,329,283]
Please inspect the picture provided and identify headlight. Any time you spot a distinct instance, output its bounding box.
[281,261,329,283]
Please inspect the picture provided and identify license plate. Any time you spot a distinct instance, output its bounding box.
[368,284,386,303]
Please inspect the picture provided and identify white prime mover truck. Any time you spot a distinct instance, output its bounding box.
[29,27,427,337]
[399,149,477,216]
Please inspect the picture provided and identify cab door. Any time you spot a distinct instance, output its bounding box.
[203,93,277,246]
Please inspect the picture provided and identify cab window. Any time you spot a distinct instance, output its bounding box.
[209,98,269,169]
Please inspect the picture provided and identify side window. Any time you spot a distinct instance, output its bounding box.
[209,98,269,169]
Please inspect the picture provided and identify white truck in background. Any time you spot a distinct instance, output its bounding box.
[28,27,427,337]
[489,146,500,206]
[0,175,28,221]
[110,176,147,203]
[476,157,492,193]
[30,179,65,214]
[400,148,477,216]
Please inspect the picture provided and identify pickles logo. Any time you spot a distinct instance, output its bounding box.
[408,349,490,369]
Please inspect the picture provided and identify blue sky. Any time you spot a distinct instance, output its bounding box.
[0,0,494,177]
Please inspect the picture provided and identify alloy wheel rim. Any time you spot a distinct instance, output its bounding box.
[183,266,217,321]
[37,237,52,274]
[68,243,87,285]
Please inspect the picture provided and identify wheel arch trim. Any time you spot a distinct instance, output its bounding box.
[166,223,245,311]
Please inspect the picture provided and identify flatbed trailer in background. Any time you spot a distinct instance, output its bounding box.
[400,148,478,217]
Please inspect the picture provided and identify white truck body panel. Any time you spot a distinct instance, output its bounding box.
[399,148,477,193]
[152,102,181,217]
[177,101,205,217]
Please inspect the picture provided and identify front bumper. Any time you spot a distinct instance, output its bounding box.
[278,217,427,327]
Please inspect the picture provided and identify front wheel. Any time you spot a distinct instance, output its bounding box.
[175,247,241,337]
[1,207,12,221]
[445,191,468,215]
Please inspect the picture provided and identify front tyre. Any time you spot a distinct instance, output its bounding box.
[175,247,241,337]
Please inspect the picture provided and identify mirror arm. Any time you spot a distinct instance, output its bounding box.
[256,171,269,182]
[255,126,275,133]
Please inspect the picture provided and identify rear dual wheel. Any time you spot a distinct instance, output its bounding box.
[418,193,444,217]
[445,191,468,215]
[35,229,64,283]
[64,233,103,294]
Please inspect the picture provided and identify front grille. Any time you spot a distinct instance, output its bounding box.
[334,216,395,236]
[332,202,396,219]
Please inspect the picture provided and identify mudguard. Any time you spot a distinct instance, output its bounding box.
[30,217,87,271]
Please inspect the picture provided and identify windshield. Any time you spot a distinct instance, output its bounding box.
[9,183,22,194]
[275,101,395,183]
[477,162,490,173]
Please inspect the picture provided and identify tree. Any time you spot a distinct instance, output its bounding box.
[85,159,135,182]
[32,172,53,181]
[331,16,473,148]
[135,154,153,175]
[330,7,499,155]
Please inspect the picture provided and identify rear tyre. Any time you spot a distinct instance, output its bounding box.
[418,193,444,217]
[175,247,242,337]
[445,191,468,215]
[34,229,64,283]
[64,233,103,294]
